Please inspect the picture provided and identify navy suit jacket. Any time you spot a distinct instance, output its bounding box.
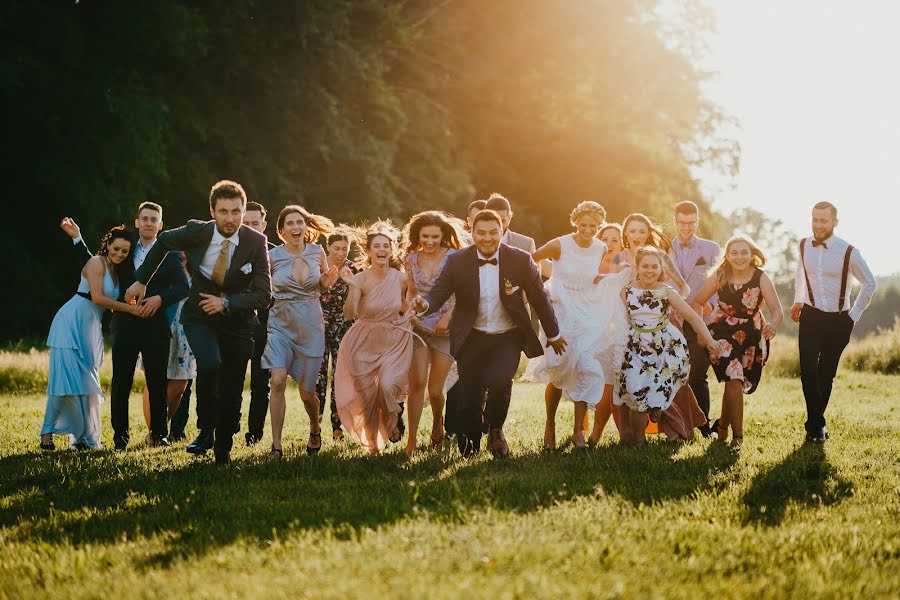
[422,244,559,358]
[135,220,272,329]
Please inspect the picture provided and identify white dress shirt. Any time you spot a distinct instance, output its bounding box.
[473,251,517,333]
[199,227,240,281]
[793,234,877,322]
[132,238,156,270]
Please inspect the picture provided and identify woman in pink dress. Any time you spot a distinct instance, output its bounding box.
[334,221,417,454]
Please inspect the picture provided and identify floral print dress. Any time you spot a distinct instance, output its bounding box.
[316,259,357,432]
[616,284,690,412]
[707,268,768,394]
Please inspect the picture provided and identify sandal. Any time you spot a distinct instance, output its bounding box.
[648,409,661,423]
[306,431,322,455]
[332,429,344,441]
[267,447,283,462]
[39,440,55,451]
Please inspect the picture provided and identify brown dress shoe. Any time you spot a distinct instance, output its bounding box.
[488,427,509,458]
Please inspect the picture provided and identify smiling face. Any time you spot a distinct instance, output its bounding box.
[328,239,349,264]
[134,207,162,243]
[625,219,650,247]
[279,211,307,246]
[674,212,698,242]
[210,197,244,236]
[367,234,392,267]
[418,225,443,254]
[726,240,753,271]
[600,227,622,254]
[106,237,132,265]
[574,215,602,241]
[811,207,837,241]
[636,253,663,284]
[473,217,502,256]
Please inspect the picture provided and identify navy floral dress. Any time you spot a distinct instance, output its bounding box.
[316,259,357,432]
[707,268,768,394]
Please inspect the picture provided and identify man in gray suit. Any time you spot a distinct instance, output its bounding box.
[669,200,721,437]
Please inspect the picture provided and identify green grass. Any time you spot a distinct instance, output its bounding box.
[2,373,899,598]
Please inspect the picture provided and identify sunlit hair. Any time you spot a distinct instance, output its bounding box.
[245,201,267,218]
[712,235,767,290]
[138,201,162,217]
[339,220,404,270]
[634,245,667,282]
[484,193,511,213]
[674,200,699,217]
[598,222,622,240]
[569,201,606,227]
[209,179,247,210]
[275,205,334,244]
[326,232,350,246]
[471,209,503,230]
[813,201,838,218]
[97,225,133,257]
[621,213,672,251]
[402,211,465,258]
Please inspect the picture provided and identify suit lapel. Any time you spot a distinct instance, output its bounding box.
[224,226,252,287]
[189,222,216,274]
[464,246,480,305]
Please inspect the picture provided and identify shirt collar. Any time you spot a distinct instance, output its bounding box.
[477,249,499,262]
[676,235,697,249]
[137,238,156,253]
[212,226,240,247]
[501,230,510,244]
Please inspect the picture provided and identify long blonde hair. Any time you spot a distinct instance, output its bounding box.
[339,219,404,271]
[621,213,672,252]
[712,235,767,290]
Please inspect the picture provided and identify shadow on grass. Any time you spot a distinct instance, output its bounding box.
[741,442,854,526]
[0,437,738,566]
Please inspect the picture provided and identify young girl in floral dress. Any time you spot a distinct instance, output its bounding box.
[616,247,720,444]
[692,236,783,449]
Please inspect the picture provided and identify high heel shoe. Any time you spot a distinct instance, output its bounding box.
[306,431,322,455]
[39,439,55,451]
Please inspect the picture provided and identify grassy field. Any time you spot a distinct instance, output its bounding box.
[1,373,899,599]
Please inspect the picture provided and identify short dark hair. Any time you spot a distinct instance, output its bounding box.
[209,180,247,210]
[245,201,266,218]
[813,201,838,218]
[472,209,503,230]
[137,201,162,217]
[484,193,511,213]
[674,200,699,217]
[468,199,487,214]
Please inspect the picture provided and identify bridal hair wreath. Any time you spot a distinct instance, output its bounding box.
[569,201,607,226]
[97,225,132,256]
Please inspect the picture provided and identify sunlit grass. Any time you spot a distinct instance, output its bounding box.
[2,372,898,598]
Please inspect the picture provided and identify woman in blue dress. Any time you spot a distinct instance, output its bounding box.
[40,226,141,450]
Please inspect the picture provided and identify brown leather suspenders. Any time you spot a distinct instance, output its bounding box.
[799,238,816,307]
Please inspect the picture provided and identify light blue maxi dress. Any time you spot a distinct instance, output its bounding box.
[40,268,118,448]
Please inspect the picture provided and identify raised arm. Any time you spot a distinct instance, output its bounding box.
[84,257,139,315]
[662,253,690,297]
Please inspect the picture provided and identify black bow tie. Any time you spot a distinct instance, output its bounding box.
[477,257,498,267]
[811,240,828,249]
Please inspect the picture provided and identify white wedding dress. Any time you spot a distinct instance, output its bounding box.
[523,235,631,407]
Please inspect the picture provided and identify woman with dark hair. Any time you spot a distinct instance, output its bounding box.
[334,220,417,455]
[402,211,465,456]
[40,226,140,450]
[316,232,357,440]
[261,205,338,460]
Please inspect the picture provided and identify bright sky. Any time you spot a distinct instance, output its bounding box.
[695,0,900,275]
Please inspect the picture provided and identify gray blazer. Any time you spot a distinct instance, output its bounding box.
[505,230,536,254]
[668,236,721,305]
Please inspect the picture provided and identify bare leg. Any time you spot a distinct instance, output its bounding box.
[299,386,321,451]
[724,380,744,442]
[269,369,288,451]
[629,409,647,445]
[426,350,453,445]
[166,379,188,420]
[573,401,588,449]
[405,344,430,456]
[590,385,615,444]
[543,384,562,449]
[716,387,730,442]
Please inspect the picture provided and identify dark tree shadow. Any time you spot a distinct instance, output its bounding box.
[0,437,740,567]
[741,442,854,526]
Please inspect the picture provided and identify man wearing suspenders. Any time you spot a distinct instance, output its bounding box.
[790,202,877,443]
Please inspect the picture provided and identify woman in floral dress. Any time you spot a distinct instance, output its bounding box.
[693,236,783,449]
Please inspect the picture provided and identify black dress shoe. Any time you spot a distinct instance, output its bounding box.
[214,452,231,466]
[457,435,479,458]
[113,434,129,451]
[39,440,55,451]
[187,430,215,454]
[169,430,186,442]
[245,432,261,447]
[150,435,171,448]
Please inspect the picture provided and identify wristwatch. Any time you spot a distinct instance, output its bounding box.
[222,297,230,312]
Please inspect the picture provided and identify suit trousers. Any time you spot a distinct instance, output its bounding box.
[110,317,170,441]
[246,319,270,439]
[185,316,254,456]
[684,322,712,426]
[799,305,854,434]
[449,329,523,449]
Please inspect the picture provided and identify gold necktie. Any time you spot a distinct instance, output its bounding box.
[211,238,230,287]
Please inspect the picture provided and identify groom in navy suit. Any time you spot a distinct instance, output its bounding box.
[127,180,272,464]
[413,210,566,458]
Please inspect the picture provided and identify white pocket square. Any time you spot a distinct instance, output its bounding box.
[240,263,253,274]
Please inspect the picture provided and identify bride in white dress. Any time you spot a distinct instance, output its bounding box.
[524,202,631,451]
